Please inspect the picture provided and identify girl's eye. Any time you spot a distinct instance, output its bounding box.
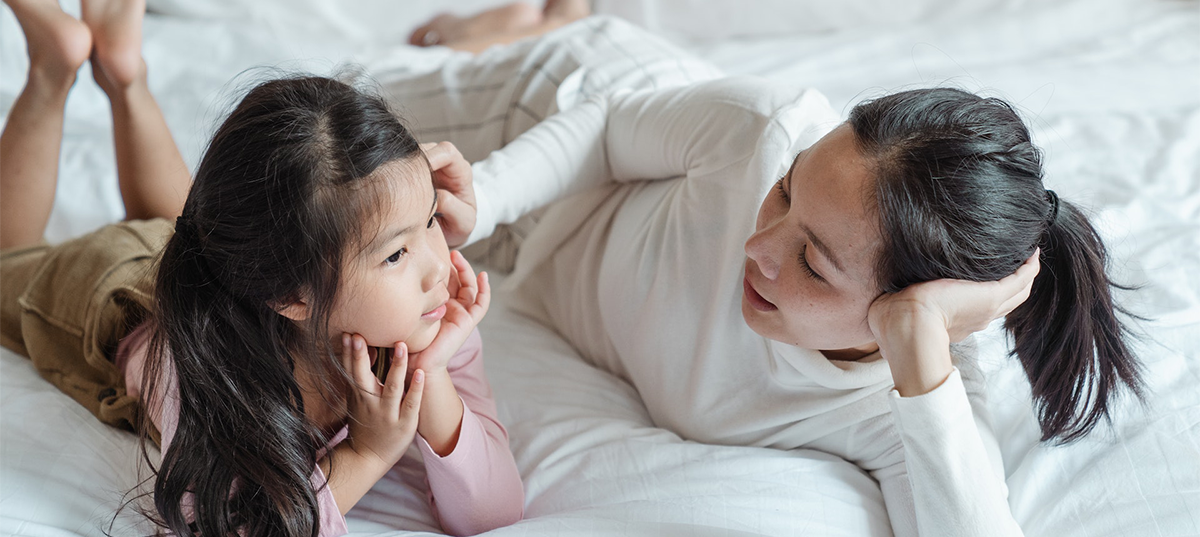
[775,176,791,203]
[385,247,408,265]
[799,244,825,282]
[428,212,443,229]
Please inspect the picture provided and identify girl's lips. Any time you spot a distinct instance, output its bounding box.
[743,276,778,312]
[421,303,447,321]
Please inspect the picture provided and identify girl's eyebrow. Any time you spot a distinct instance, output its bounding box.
[370,189,438,254]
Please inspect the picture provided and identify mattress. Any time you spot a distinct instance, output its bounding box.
[1,0,1197,535]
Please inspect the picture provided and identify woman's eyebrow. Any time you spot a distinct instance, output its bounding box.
[800,223,845,274]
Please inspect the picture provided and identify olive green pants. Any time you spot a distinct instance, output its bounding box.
[1,218,173,440]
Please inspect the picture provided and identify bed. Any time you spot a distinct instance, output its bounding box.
[2,0,1197,535]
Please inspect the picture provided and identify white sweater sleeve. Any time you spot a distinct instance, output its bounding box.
[462,77,830,247]
[882,368,1024,536]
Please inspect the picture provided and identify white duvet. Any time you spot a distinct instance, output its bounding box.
[1,0,1197,535]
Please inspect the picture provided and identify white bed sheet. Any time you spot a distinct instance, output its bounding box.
[1,0,1197,535]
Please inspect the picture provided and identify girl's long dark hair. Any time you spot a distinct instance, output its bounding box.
[141,76,421,536]
[849,87,1144,443]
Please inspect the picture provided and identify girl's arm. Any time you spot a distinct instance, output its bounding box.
[402,252,522,535]
[416,329,524,536]
[462,77,839,247]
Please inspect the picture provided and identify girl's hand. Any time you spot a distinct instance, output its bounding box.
[341,333,425,468]
[867,251,1040,395]
[408,250,490,374]
[422,142,477,249]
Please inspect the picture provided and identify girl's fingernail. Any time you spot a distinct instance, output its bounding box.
[354,337,364,350]
[342,334,350,346]
[414,369,425,383]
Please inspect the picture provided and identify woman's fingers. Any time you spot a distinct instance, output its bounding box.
[423,142,471,189]
[996,250,1041,314]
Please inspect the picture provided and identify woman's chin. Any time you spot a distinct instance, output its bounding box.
[741,300,782,341]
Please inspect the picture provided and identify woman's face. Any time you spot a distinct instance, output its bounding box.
[330,160,452,354]
[742,124,884,355]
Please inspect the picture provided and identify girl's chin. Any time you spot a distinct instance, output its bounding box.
[401,321,441,354]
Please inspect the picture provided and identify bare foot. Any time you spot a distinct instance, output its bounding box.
[409,2,543,47]
[542,0,590,24]
[81,0,145,90]
[3,0,92,87]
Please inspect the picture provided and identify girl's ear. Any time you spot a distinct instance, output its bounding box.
[271,290,312,322]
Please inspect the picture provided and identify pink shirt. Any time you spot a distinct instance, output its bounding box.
[117,323,524,536]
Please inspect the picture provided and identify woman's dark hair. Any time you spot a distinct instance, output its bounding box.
[141,75,422,536]
[849,87,1144,443]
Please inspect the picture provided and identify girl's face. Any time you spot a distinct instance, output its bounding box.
[330,160,452,354]
[742,124,885,357]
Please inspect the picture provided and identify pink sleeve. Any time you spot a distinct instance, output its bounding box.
[118,323,350,536]
[414,329,525,536]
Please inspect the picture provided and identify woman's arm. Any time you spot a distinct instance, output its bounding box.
[463,77,838,247]
[866,253,1040,535]
[875,362,1024,536]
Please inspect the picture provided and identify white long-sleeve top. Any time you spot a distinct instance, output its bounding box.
[462,76,1025,536]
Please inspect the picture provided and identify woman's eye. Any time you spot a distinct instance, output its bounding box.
[775,176,791,203]
[385,247,407,265]
[799,244,825,282]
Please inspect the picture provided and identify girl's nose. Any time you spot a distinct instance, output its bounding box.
[424,244,449,292]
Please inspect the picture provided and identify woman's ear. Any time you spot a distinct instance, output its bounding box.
[271,291,311,322]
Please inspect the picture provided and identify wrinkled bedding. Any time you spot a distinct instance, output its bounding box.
[1,0,1196,535]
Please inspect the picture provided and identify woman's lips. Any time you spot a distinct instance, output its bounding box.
[743,276,778,312]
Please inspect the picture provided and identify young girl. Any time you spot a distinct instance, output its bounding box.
[369,14,1143,536]
[0,1,523,536]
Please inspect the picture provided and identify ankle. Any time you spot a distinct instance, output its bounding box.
[95,57,147,99]
[26,62,81,96]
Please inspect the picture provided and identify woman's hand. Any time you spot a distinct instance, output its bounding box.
[340,333,425,468]
[408,250,490,374]
[422,142,477,249]
[867,251,1040,396]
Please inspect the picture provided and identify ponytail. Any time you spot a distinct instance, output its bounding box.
[850,87,1145,446]
[1006,198,1145,442]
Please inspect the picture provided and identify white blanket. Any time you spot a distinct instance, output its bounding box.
[1,0,1196,535]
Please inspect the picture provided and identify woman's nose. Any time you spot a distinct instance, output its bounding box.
[745,229,781,280]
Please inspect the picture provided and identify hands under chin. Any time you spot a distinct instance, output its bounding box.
[406,250,491,375]
[867,251,1040,396]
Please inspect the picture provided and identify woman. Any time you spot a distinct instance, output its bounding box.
[382,13,1141,537]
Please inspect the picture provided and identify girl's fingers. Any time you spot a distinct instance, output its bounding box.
[451,250,478,305]
[472,271,491,320]
[350,334,379,394]
[339,332,353,373]
[381,342,408,407]
[399,369,425,427]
